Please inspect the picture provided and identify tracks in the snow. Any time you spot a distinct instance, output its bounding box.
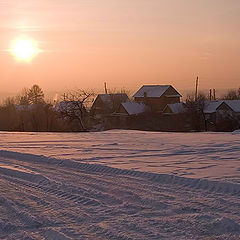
[0,152,240,239]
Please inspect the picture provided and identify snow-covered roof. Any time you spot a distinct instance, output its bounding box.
[224,100,240,113]
[133,85,181,98]
[203,100,240,113]
[121,102,148,115]
[15,104,40,111]
[203,101,224,114]
[55,101,83,113]
[165,103,186,114]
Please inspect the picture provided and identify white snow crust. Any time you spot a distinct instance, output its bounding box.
[133,85,181,98]
[0,130,239,239]
[121,102,147,115]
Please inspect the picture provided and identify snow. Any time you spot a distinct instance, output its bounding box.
[203,100,240,114]
[15,104,39,111]
[133,85,181,98]
[165,102,186,114]
[232,129,240,134]
[203,100,223,114]
[224,100,240,113]
[121,102,148,115]
[55,101,83,112]
[0,130,240,239]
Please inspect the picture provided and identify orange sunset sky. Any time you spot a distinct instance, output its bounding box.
[0,0,240,94]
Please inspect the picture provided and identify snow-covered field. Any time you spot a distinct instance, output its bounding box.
[0,130,239,239]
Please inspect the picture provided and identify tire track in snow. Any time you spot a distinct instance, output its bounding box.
[0,150,240,239]
[1,150,240,196]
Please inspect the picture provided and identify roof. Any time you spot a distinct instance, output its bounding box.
[133,85,182,98]
[15,104,40,111]
[224,100,240,113]
[55,101,83,113]
[203,100,240,113]
[121,102,148,115]
[203,101,224,114]
[165,103,186,114]
[97,93,129,109]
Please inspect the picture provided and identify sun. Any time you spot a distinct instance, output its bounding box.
[11,37,39,61]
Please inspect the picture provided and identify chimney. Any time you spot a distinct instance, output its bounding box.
[213,89,216,100]
[104,82,108,94]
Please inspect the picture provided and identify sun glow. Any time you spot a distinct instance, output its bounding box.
[11,38,39,61]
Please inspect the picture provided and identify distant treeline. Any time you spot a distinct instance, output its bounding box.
[0,85,96,132]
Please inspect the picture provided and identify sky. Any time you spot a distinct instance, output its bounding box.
[0,0,240,95]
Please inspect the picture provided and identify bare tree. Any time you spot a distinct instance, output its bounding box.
[108,87,132,99]
[15,88,30,105]
[56,89,95,131]
[222,88,240,100]
[185,93,207,131]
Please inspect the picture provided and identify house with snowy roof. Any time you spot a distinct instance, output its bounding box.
[133,85,182,112]
[223,100,240,114]
[200,100,240,130]
[163,102,187,114]
[203,100,240,116]
[91,93,130,117]
[116,102,149,116]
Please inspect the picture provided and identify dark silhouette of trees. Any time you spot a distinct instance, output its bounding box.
[27,85,45,104]
[223,88,240,100]
[15,85,45,105]
[16,88,30,105]
[185,93,207,131]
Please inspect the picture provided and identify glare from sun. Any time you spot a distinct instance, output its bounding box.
[11,38,39,61]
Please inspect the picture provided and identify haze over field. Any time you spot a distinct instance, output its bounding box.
[0,0,240,93]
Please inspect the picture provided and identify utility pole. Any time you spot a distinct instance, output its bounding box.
[195,76,199,101]
[104,82,108,94]
[209,89,212,101]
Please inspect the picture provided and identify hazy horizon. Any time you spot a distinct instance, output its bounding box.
[1,0,240,92]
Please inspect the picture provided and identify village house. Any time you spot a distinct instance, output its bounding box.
[91,93,129,117]
[133,85,182,112]
[203,100,240,121]
[202,100,224,122]
[163,102,186,114]
[198,100,240,131]
[107,102,149,129]
[116,102,149,116]
[223,100,240,116]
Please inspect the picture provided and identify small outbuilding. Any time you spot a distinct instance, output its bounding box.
[91,93,130,117]
[117,102,149,116]
[163,103,186,114]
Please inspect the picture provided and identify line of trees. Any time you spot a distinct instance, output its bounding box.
[0,85,96,132]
